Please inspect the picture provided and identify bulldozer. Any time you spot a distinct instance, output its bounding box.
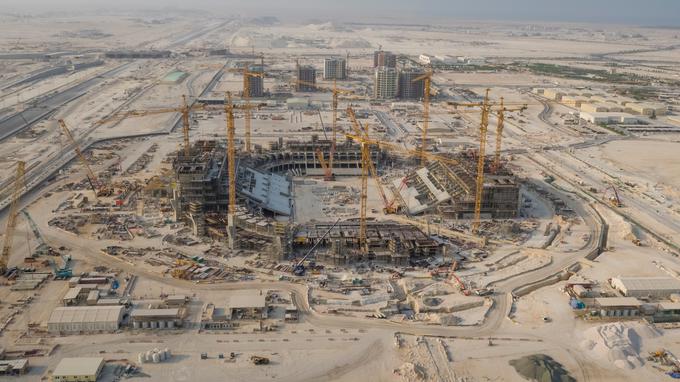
[250,356,269,365]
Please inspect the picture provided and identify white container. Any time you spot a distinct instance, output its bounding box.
[152,352,160,363]
[145,350,153,362]
[138,353,145,364]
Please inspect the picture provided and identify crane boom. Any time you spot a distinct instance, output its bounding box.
[315,149,333,181]
[493,98,526,171]
[1,161,25,273]
[58,119,103,198]
[346,108,394,213]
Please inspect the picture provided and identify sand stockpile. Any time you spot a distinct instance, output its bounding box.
[394,362,426,381]
[580,322,660,369]
[509,354,575,382]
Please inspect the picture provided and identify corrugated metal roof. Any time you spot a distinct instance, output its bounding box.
[48,306,123,324]
[130,308,180,318]
[53,357,103,377]
[594,297,641,307]
[614,277,680,292]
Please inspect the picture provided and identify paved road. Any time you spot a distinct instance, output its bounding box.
[0,63,130,142]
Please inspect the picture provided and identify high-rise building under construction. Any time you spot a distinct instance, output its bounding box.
[323,57,346,80]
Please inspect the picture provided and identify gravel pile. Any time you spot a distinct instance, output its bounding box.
[509,354,575,382]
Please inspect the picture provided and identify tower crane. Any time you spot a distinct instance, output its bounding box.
[346,107,397,214]
[58,119,111,198]
[228,63,265,153]
[448,89,492,233]
[293,79,358,180]
[100,94,205,157]
[412,67,433,165]
[225,92,237,249]
[492,97,527,172]
[1,161,25,274]
[345,115,485,249]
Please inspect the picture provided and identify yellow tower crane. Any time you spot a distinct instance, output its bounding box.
[293,79,357,179]
[412,67,433,165]
[1,161,25,273]
[446,94,528,231]
[448,89,492,233]
[225,92,237,249]
[346,107,397,214]
[239,65,264,153]
[100,94,204,157]
[492,97,527,171]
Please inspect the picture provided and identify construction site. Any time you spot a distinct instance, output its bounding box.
[1,6,680,382]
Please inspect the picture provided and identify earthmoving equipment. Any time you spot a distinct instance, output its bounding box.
[250,356,269,365]
[605,185,622,207]
[50,255,72,279]
[293,218,340,276]
[1,161,25,274]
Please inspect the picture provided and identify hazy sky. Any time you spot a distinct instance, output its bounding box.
[4,0,680,26]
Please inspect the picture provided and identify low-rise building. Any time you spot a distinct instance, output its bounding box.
[593,297,641,318]
[612,276,680,298]
[130,308,181,329]
[52,357,104,382]
[48,306,124,334]
[0,359,29,376]
[225,290,268,320]
[653,302,680,323]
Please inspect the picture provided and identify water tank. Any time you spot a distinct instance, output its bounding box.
[138,353,145,364]
[152,352,160,363]
[142,321,149,329]
[145,350,153,362]
[158,320,166,329]
[167,320,175,329]
[159,350,166,362]
[164,348,171,359]
[133,321,140,329]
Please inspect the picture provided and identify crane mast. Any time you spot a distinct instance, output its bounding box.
[1,161,25,273]
[473,89,491,233]
[359,142,369,254]
[181,95,191,157]
[225,92,237,249]
[413,68,432,165]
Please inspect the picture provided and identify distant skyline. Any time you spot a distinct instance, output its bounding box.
[3,0,680,26]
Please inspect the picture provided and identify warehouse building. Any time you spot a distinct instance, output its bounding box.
[48,306,124,334]
[52,357,104,382]
[611,276,680,299]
